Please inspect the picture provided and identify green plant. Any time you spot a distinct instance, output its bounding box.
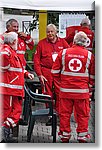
[25,44,37,61]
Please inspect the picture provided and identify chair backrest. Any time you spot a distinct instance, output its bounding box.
[24,84,53,115]
[25,79,42,94]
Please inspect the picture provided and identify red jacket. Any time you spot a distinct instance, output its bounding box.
[33,37,70,76]
[65,26,94,51]
[17,35,34,67]
[51,45,95,99]
[0,44,28,97]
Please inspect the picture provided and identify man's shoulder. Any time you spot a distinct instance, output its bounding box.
[80,26,94,34]
[4,44,10,50]
[38,38,47,44]
[58,37,66,42]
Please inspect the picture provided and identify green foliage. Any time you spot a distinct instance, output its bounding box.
[25,44,37,61]
[47,13,59,27]
[29,13,39,32]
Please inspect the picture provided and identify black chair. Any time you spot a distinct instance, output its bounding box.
[22,81,42,124]
[24,84,57,143]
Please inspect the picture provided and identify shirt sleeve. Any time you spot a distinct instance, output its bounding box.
[25,35,34,50]
[89,53,95,96]
[0,50,10,71]
[62,38,70,48]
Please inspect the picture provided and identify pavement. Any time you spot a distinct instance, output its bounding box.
[16,101,95,143]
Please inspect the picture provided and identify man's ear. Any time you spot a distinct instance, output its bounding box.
[89,25,91,29]
[11,39,17,45]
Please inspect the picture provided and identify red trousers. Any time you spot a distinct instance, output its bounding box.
[41,67,53,97]
[41,67,60,112]
[0,94,22,128]
[59,98,90,133]
[53,78,60,113]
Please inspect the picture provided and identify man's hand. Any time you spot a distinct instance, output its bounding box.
[18,32,27,39]
[39,75,47,86]
[28,73,34,80]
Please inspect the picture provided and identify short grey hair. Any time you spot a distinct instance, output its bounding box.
[81,17,91,26]
[46,24,58,32]
[3,32,18,44]
[6,19,18,29]
[73,31,89,47]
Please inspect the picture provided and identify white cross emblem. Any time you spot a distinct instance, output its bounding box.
[69,58,82,72]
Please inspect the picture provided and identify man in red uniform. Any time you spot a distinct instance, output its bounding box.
[52,31,95,143]
[5,19,34,68]
[65,26,81,47]
[33,24,69,121]
[5,19,34,125]
[65,17,94,53]
[0,32,34,142]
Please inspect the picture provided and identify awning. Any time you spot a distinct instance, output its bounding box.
[0,0,95,11]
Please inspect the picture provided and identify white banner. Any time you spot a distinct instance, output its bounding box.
[59,13,86,38]
[0,0,94,11]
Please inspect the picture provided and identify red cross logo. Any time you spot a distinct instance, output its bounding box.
[70,60,80,70]
[69,58,82,72]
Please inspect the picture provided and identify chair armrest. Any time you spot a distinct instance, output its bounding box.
[31,97,52,103]
[30,90,51,100]
[24,85,52,103]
